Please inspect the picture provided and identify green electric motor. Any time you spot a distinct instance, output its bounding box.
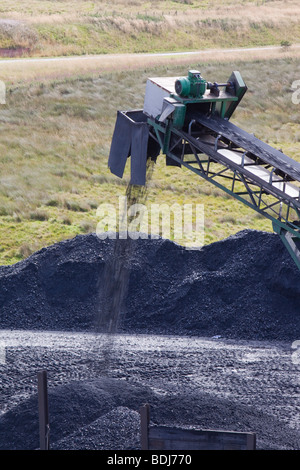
[175,70,207,98]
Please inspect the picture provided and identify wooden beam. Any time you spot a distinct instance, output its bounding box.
[37,370,50,450]
[148,425,256,450]
[140,403,150,450]
[140,404,256,450]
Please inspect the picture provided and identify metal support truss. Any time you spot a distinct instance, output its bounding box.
[149,116,300,269]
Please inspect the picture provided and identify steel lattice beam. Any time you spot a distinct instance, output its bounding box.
[149,118,300,241]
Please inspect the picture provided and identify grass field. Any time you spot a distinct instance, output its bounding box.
[0,0,299,265]
[0,0,299,57]
[0,54,300,265]
[1,45,300,86]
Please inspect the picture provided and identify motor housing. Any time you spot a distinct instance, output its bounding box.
[175,70,207,98]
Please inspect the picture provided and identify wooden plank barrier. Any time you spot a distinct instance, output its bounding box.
[140,404,256,450]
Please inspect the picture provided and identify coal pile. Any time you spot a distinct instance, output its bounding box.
[1,376,299,451]
[0,378,151,450]
[0,229,300,341]
[1,229,300,451]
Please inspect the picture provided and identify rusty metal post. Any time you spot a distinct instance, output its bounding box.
[37,370,50,450]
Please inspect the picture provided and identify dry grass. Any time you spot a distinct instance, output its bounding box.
[0,19,38,49]
[1,44,300,85]
[0,1,299,264]
[0,0,299,57]
[1,0,299,25]
[0,55,299,264]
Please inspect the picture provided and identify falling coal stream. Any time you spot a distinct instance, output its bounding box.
[96,159,155,335]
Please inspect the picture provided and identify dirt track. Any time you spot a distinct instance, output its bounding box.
[1,44,300,84]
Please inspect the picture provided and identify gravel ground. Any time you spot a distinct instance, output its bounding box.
[0,331,299,450]
[0,230,299,450]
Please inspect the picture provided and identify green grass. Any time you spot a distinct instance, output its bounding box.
[0,56,299,264]
[0,0,299,56]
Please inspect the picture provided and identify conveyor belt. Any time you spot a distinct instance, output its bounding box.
[108,105,300,271]
[217,148,300,200]
[179,127,300,207]
[194,114,300,183]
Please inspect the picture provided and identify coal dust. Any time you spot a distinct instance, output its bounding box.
[96,158,155,335]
